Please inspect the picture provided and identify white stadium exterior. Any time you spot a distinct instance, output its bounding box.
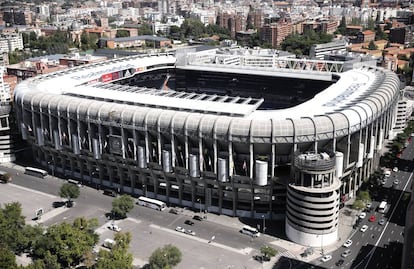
[14,49,401,247]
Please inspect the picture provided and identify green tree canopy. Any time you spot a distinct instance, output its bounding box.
[0,202,29,253]
[352,199,365,210]
[281,30,333,55]
[116,30,130,38]
[32,219,98,268]
[59,183,80,203]
[368,40,377,50]
[95,232,133,269]
[111,195,134,219]
[357,190,371,203]
[260,245,278,259]
[0,246,17,269]
[148,244,182,269]
[180,18,206,38]
[139,23,154,35]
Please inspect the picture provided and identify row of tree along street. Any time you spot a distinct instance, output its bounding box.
[0,182,182,269]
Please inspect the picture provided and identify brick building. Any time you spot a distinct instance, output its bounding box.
[260,19,292,48]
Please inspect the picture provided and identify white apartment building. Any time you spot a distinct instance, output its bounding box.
[309,40,348,60]
[0,34,24,53]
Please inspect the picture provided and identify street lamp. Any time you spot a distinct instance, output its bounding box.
[197,198,202,215]
[262,215,266,233]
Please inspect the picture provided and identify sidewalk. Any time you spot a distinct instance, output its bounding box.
[175,201,358,266]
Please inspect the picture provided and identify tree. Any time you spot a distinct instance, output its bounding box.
[336,16,347,35]
[0,246,17,269]
[111,195,134,219]
[0,202,28,253]
[357,190,371,203]
[260,245,277,260]
[180,18,205,38]
[59,183,80,206]
[352,199,365,210]
[32,219,98,268]
[368,40,377,50]
[148,244,182,269]
[95,232,133,269]
[116,30,130,38]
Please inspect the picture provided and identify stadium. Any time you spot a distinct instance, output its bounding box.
[14,48,400,246]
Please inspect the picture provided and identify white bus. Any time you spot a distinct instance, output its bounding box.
[137,196,167,211]
[378,201,388,213]
[25,167,48,178]
[240,225,260,237]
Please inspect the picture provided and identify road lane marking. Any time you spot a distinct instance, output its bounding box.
[8,183,58,199]
[150,224,250,255]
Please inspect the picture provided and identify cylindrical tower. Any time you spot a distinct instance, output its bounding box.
[286,150,341,247]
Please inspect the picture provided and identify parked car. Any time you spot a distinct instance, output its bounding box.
[393,179,399,185]
[193,215,203,221]
[320,255,332,262]
[369,215,376,222]
[185,229,196,236]
[360,225,369,232]
[393,165,398,172]
[184,220,195,226]
[107,224,121,232]
[359,212,366,219]
[378,219,386,225]
[175,226,185,233]
[169,208,179,215]
[335,259,345,266]
[343,239,353,248]
[341,249,352,258]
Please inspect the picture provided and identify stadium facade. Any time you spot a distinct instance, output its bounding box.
[14,49,400,247]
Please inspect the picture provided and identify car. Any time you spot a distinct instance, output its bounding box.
[393,167,398,172]
[169,208,179,215]
[175,226,185,233]
[184,220,194,226]
[378,219,386,225]
[193,215,203,221]
[107,224,121,232]
[366,202,372,210]
[343,239,353,248]
[341,249,351,258]
[320,255,332,262]
[381,179,387,185]
[185,229,196,236]
[360,225,368,232]
[393,179,399,185]
[369,215,376,222]
[359,212,366,219]
[335,259,345,266]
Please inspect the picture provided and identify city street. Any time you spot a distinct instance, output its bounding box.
[0,165,285,269]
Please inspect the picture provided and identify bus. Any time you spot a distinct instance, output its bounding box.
[137,196,167,211]
[24,167,48,178]
[240,225,260,237]
[378,201,388,213]
[0,170,11,183]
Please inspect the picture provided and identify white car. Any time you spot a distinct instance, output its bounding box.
[341,249,352,258]
[393,179,399,185]
[175,226,185,233]
[360,225,369,232]
[185,229,196,236]
[107,224,121,232]
[320,255,332,262]
[393,167,398,172]
[359,212,366,219]
[343,239,353,248]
